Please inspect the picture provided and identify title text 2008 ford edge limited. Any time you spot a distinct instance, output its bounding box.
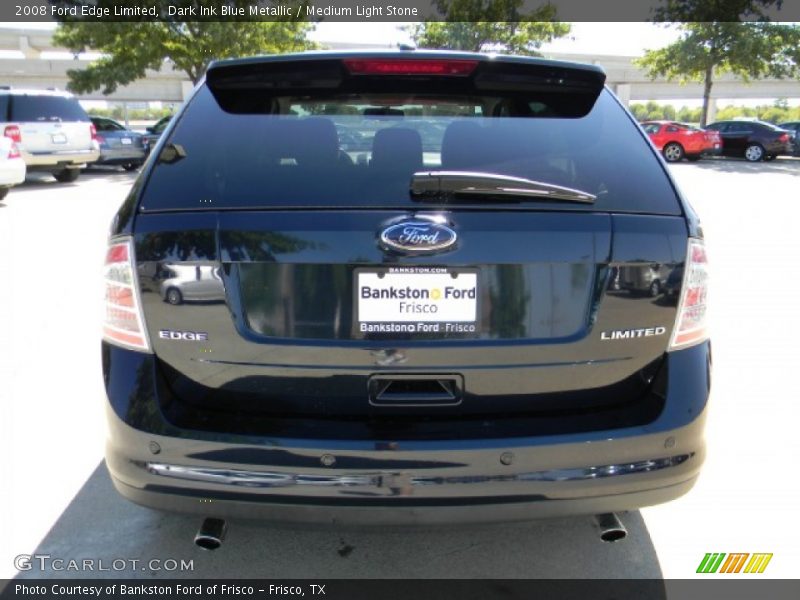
[102,51,710,533]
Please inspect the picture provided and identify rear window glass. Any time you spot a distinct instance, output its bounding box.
[10,95,89,122]
[93,118,124,132]
[728,123,754,133]
[153,117,171,133]
[140,85,681,215]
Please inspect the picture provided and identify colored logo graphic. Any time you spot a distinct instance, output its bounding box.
[696,553,773,574]
[379,219,458,255]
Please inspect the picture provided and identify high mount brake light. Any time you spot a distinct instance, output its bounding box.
[102,238,151,352]
[343,59,478,76]
[669,238,709,351]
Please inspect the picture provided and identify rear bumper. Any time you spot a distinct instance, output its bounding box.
[765,142,793,156]
[0,157,26,186]
[111,466,700,526]
[104,341,711,524]
[97,147,146,165]
[23,148,99,169]
[106,407,705,524]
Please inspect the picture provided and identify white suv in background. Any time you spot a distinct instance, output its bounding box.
[0,88,99,182]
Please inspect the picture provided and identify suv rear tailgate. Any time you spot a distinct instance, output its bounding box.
[125,53,689,438]
[133,210,686,426]
[10,94,93,153]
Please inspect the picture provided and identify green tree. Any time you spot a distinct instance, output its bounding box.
[630,104,649,121]
[677,106,702,123]
[53,2,315,95]
[407,0,570,55]
[772,98,789,110]
[716,105,756,120]
[637,2,800,126]
[650,0,784,22]
[758,106,787,123]
[644,100,662,120]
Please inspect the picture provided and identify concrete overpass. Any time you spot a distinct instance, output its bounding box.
[0,57,194,103]
[0,27,193,102]
[552,51,800,121]
[2,26,800,116]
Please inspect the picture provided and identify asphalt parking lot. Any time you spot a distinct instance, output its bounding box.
[1,158,799,580]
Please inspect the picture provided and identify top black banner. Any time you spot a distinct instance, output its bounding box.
[3,0,800,23]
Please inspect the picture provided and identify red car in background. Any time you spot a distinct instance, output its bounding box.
[641,120,722,163]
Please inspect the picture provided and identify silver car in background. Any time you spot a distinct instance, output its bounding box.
[159,263,225,305]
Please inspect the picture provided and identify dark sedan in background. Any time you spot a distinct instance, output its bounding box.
[705,120,792,162]
[778,121,800,156]
[141,115,172,153]
[91,117,146,171]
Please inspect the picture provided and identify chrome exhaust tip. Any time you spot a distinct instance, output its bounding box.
[194,518,227,550]
[594,513,627,542]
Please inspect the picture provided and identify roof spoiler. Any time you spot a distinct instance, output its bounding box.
[206,53,607,118]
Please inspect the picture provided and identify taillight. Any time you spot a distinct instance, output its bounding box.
[90,123,101,143]
[779,133,789,143]
[343,59,478,76]
[669,238,709,350]
[8,142,20,159]
[102,238,150,352]
[4,125,21,144]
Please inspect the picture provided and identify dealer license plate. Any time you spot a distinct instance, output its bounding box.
[356,267,477,335]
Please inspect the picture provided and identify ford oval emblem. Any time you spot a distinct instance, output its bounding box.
[379,217,457,255]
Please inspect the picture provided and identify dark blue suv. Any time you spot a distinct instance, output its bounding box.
[101,51,710,537]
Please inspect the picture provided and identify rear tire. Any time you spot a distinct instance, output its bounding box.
[53,168,80,183]
[662,142,684,163]
[122,163,140,172]
[0,187,9,200]
[648,280,661,297]
[165,287,183,305]
[744,144,764,162]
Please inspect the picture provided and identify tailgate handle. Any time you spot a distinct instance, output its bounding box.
[368,374,463,407]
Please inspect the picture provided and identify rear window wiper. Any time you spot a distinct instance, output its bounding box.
[410,171,596,204]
